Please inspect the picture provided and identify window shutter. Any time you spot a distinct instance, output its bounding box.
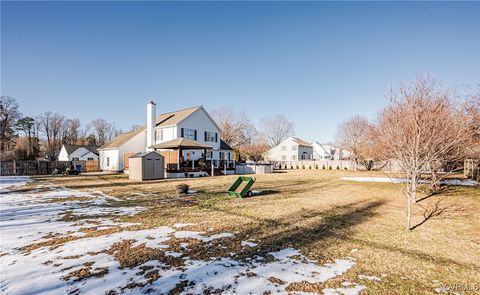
[181,128,184,138]
[215,133,218,143]
[204,131,207,141]
[194,130,197,140]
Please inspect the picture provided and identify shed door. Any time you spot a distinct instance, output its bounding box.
[154,158,164,179]
[144,158,154,180]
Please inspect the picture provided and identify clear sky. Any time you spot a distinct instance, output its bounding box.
[2,1,479,142]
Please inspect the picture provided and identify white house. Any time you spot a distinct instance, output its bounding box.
[58,144,99,161]
[312,142,351,160]
[264,137,313,162]
[98,102,233,172]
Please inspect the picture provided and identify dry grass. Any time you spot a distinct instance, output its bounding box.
[34,170,480,294]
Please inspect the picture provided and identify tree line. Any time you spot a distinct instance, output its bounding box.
[334,76,479,230]
[1,96,297,162]
[211,109,295,162]
[0,96,121,161]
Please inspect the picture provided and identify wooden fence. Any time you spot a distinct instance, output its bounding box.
[0,160,100,176]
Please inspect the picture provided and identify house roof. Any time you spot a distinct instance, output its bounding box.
[99,106,205,150]
[220,139,233,151]
[150,138,213,150]
[63,144,99,155]
[290,137,312,147]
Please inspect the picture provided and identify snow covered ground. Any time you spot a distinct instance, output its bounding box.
[340,176,479,186]
[0,176,367,294]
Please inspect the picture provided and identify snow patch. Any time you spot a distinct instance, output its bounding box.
[1,177,362,295]
[358,274,381,281]
[241,240,258,247]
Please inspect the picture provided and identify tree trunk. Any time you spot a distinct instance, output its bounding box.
[431,169,440,194]
[406,182,416,230]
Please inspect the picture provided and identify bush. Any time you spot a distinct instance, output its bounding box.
[315,164,319,169]
[322,164,326,170]
[296,165,299,169]
[329,165,332,170]
[344,167,348,170]
[336,165,340,170]
[302,165,305,169]
[309,165,312,170]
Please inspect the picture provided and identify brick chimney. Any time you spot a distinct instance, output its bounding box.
[146,101,156,151]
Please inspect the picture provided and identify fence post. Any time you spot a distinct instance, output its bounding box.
[13,160,16,175]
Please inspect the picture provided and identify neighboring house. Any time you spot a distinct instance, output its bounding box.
[58,144,99,161]
[264,137,313,162]
[99,102,233,172]
[312,142,351,160]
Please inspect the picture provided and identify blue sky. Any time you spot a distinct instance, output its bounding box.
[2,1,479,142]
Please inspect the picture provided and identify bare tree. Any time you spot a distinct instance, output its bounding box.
[371,76,474,230]
[334,115,371,171]
[259,114,294,148]
[464,92,480,157]
[130,124,142,132]
[211,108,257,148]
[0,96,20,159]
[87,118,118,147]
[38,112,65,160]
[16,116,39,159]
[240,139,270,163]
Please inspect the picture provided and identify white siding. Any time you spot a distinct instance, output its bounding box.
[58,146,69,161]
[58,146,99,161]
[69,148,99,161]
[99,130,146,171]
[177,108,221,160]
[99,149,120,171]
[265,138,313,162]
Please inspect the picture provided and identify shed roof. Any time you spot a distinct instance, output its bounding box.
[129,151,164,158]
[150,138,213,150]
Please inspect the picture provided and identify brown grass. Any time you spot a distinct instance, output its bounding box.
[34,170,480,294]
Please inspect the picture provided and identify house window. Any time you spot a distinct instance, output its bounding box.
[182,128,196,140]
[281,155,287,160]
[291,146,297,151]
[205,131,216,142]
[281,146,287,151]
[156,129,163,141]
[292,155,297,160]
[87,157,94,161]
[220,152,225,160]
[72,157,79,161]
[106,157,110,166]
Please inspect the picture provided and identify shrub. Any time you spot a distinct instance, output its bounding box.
[336,165,340,170]
[302,165,305,169]
[309,165,312,170]
[344,167,347,170]
[296,165,299,169]
[315,164,319,169]
[322,164,326,170]
[329,165,332,170]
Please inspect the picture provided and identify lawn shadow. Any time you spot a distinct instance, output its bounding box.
[220,200,386,260]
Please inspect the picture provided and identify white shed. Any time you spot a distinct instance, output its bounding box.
[128,151,165,181]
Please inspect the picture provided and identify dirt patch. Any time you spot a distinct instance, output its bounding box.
[107,240,184,269]
[63,262,109,282]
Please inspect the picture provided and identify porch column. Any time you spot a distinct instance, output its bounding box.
[192,151,195,170]
[177,149,181,170]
